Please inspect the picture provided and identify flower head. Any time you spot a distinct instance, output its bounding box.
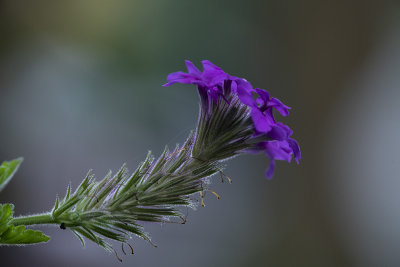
[165,60,301,178]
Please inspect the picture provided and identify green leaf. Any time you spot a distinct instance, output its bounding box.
[0,204,50,245]
[0,158,23,193]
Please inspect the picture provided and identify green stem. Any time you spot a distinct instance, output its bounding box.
[10,213,56,226]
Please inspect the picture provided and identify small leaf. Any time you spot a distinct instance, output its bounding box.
[0,225,50,244]
[0,204,13,236]
[0,158,23,193]
[71,230,85,247]
[0,204,50,245]
[65,183,71,200]
[52,195,59,216]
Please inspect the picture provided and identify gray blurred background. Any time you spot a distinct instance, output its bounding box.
[0,1,399,266]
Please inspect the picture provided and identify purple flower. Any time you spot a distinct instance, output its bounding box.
[164,60,301,178]
[241,88,291,135]
[246,88,300,178]
[259,122,301,178]
[233,78,255,106]
[254,88,290,117]
[163,60,231,106]
[163,60,254,108]
[163,60,229,88]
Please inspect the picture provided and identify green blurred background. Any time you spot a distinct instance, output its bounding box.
[1,1,399,266]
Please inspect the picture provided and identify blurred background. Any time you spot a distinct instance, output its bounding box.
[0,0,399,266]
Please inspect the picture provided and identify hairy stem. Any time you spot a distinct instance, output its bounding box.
[10,213,55,226]
[7,95,256,251]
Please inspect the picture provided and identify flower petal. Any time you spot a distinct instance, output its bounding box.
[269,97,291,117]
[264,141,292,162]
[185,60,201,75]
[201,60,224,72]
[287,138,301,163]
[268,125,287,140]
[265,158,275,179]
[251,108,273,133]
[255,88,271,105]
[208,87,220,104]
[163,72,201,86]
[235,79,255,106]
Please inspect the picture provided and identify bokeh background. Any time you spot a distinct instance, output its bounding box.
[0,1,399,266]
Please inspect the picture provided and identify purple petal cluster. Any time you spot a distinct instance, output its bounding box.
[164,60,300,178]
[163,60,235,106]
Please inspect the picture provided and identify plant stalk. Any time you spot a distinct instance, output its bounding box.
[10,213,55,226]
